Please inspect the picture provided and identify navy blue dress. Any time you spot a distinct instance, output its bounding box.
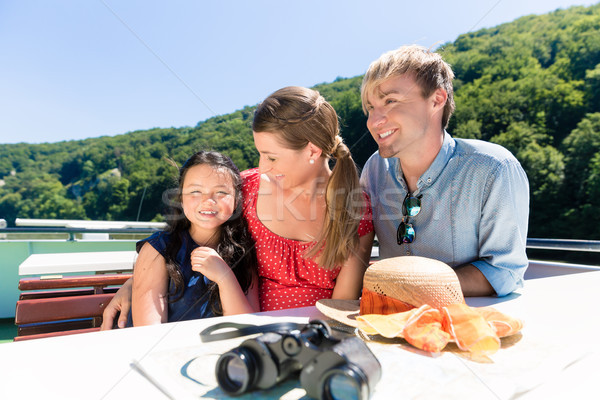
[126,230,216,326]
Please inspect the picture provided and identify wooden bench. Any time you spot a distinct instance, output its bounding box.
[14,273,132,341]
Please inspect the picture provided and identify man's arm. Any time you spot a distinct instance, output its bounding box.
[471,157,530,296]
[454,264,495,296]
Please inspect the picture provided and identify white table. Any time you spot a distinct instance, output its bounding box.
[1,266,599,400]
[18,251,137,275]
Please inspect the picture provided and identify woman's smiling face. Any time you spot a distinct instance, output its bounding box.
[253,131,312,189]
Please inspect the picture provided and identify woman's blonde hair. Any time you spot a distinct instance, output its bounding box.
[253,86,364,269]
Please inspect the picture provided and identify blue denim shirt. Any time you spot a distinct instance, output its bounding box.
[360,132,529,296]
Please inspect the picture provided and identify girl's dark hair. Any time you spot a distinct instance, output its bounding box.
[162,150,257,315]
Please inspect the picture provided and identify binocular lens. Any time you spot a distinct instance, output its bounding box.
[224,356,248,387]
[216,350,254,395]
[327,373,360,400]
[329,373,359,400]
[323,367,368,400]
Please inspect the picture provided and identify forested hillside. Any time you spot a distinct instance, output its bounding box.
[1,4,599,240]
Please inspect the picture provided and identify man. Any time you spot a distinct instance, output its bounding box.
[359,45,529,296]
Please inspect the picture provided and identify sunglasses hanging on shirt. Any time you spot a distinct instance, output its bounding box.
[397,192,422,245]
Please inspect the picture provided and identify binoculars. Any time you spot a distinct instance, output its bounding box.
[214,320,381,400]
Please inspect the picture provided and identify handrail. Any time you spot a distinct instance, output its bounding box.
[2,226,600,253]
[14,218,166,229]
[1,227,160,234]
[526,238,600,252]
[0,227,160,241]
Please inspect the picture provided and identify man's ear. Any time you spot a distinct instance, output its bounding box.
[432,88,448,111]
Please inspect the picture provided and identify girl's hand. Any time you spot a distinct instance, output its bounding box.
[190,247,234,285]
[191,246,259,315]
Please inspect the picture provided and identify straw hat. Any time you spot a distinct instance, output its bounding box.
[316,256,464,327]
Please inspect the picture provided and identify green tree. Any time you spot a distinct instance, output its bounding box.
[0,192,23,226]
[491,122,565,237]
[2,3,600,241]
[562,113,600,199]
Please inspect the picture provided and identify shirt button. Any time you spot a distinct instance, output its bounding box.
[427,178,432,183]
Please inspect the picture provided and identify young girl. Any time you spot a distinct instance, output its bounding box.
[102,87,374,328]
[130,151,259,326]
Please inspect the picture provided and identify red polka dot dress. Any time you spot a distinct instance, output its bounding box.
[241,169,374,311]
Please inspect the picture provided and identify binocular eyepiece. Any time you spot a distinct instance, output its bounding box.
[215,320,381,400]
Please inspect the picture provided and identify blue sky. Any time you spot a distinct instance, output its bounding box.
[1,0,598,144]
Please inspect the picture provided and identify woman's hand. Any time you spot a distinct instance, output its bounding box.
[100,277,133,330]
[190,247,234,285]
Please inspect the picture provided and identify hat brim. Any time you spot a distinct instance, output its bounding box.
[315,299,361,328]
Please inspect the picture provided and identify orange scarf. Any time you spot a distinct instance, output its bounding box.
[357,288,523,355]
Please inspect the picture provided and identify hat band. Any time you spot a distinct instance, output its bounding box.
[360,288,415,315]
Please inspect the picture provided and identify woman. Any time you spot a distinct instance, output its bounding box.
[101,87,373,328]
[247,86,373,310]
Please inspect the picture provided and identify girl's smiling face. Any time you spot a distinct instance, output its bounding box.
[181,163,236,235]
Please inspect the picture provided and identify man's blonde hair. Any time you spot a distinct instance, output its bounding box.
[361,45,456,129]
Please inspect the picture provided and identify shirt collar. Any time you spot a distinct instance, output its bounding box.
[416,131,456,191]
